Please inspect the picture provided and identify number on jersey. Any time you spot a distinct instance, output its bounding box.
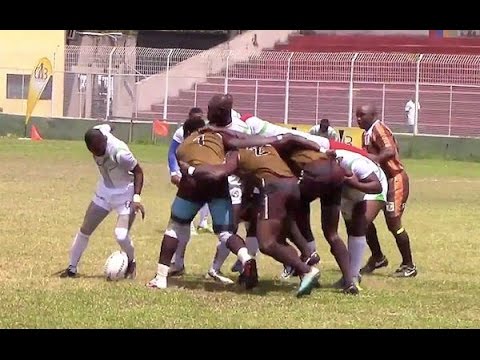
[248,146,269,156]
[193,134,205,146]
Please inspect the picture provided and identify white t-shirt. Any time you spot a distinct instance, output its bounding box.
[92,125,138,193]
[405,100,420,126]
[308,125,339,141]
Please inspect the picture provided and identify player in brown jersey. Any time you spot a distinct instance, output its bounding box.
[356,104,417,278]
[179,129,345,297]
[282,147,359,293]
[147,117,301,291]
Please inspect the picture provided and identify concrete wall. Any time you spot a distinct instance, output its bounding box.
[0,30,65,117]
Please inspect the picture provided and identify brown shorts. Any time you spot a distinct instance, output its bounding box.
[177,176,229,203]
[259,177,300,221]
[386,171,409,218]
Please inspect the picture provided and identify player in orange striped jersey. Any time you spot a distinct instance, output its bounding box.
[356,105,417,278]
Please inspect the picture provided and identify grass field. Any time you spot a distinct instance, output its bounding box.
[1,138,479,329]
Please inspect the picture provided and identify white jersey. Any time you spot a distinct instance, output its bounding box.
[335,149,387,204]
[244,115,330,150]
[405,100,420,126]
[92,125,138,193]
[309,125,339,141]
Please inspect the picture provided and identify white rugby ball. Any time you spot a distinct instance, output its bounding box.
[104,250,128,281]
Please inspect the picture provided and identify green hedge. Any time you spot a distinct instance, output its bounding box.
[1,114,479,162]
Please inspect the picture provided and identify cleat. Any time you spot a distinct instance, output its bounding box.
[207,269,235,285]
[296,267,320,298]
[59,266,77,278]
[231,260,243,273]
[281,265,295,280]
[360,255,389,275]
[168,265,185,277]
[146,275,167,289]
[240,259,259,290]
[393,264,418,278]
[125,260,137,279]
[342,283,360,295]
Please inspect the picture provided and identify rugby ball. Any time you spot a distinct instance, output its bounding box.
[104,250,128,281]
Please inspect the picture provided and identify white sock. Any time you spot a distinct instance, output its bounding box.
[306,241,316,254]
[198,205,210,228]
[117,235,135,262]
[157,263,169,277]
[211,241,231,272]
[245,237,259,257]
[348,235,367,279]
[69,231,90,271]
[237,247,252,265]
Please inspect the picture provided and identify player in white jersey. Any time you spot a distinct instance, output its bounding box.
[332,147,387,289]
[59,124,145,278]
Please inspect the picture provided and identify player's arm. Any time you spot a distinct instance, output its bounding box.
[167,139,182,186]
[344,160,382,194]
[178,151,239,182]
[272,133,320,153]
[117,150,145,219]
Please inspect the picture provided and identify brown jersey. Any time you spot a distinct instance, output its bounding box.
[363,120,404,178]
[238,145,294,182]
[176,131,225,166]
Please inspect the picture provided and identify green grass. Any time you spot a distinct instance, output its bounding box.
[0,139,479,328]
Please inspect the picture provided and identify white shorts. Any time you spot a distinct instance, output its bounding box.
[92,183,134,216]
[341,177,388,221]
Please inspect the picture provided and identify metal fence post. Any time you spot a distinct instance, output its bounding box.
[224,50,231,94]
[382,83,386,121]
[448,85,453,136]
[163,49,174,120]
[284,52,294,124]
[348,53,359,127]
[106,47,117,121]
[315,81,320,125]
[194,82,198,107]
[254,80,259,116]
[414,54,424,135]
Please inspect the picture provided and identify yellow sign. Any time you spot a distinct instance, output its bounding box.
[281,123,365,148]
[25,57,53,125]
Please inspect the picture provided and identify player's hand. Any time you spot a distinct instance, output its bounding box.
[344,173,359,187]
[325,149,337,159]
[131,202,145,220]
[170,174,181,187]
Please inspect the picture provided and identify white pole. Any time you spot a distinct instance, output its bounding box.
[106,47,116,121]
[51,49,56,117]
[224,50,231,93]
[381,83,386,121]
[284,53,294,124]
[414,54,424,135]
[315,81,320,125]
[448,85,453,136]
[254,80,259,116]
[194,82,198,107]
[163,49,174,120]
[348,53,359,127]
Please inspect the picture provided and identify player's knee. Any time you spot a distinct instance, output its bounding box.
[114,227,129,242]
[387,220,403,234]
[258,240,275,256]
[165,220,190,240]
[218,231,233,244]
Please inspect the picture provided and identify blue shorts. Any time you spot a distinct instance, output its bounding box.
[170,196,233,233]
